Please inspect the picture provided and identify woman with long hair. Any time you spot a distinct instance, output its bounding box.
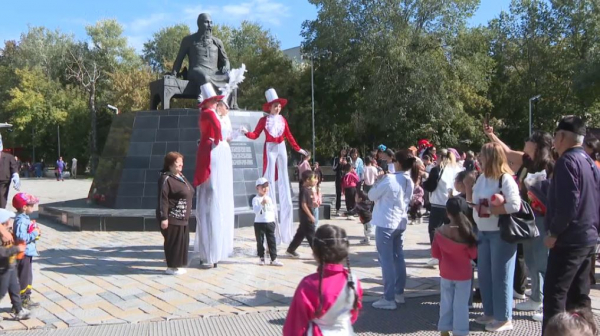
[425,148,463,267]
[333,148,351,216]
[368,150,419,310]
[465,142,521,332]
[485,124,555,320]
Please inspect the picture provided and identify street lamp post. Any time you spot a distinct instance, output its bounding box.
[57,125,61,158]
[107,105,119,115]
[529,95,541,137]
[311,55,315,165]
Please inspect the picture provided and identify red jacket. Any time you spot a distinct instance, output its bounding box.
[245,115,301,179]
[193,108,222,187]
[431,232,477,281]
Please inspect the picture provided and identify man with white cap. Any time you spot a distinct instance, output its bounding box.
[193,83,234,268]
[242,89,308,244]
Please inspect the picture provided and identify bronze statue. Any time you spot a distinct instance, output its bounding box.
[172,13,230,96]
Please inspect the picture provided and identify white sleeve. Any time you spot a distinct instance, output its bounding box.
[501,175,522,214]
[368,176,389,202]
[252,197,263,215]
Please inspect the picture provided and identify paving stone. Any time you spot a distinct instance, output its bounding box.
[19,318,46,330]
[15,179,600,333]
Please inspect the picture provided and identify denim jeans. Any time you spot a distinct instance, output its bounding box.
[439,278,471,336]
[522,216,548,303]
[375,226,407,301]
[313,207,319,227]
[478,231,517,321]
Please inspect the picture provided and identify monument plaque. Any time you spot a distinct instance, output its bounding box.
[230,142,257,169]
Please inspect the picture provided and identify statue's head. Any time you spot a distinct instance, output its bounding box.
[197,13,213,35]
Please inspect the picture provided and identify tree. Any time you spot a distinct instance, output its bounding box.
[66,19,137,173]
[301,0,487,155]
[143,24,191,73]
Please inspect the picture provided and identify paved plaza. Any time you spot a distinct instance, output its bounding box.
[0,178,598,335]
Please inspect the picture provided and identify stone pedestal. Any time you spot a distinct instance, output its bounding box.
[89,109,265,210]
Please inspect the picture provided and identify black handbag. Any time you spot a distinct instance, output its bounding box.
[497,175,539,243]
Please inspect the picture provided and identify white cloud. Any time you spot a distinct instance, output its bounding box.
[183,0,289,26]
[117,0,291,53]
[126,35,147,53]
[128,13,171,33]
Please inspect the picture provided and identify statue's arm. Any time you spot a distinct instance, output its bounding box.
[172,38,188,75]
[216,39,230,73]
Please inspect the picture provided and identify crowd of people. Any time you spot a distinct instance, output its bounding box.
[282,115,600,335]
[15,157,78,180]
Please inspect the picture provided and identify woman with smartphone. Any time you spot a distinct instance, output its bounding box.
[464,143,521,332]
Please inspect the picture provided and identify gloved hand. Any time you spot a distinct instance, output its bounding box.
[298,149,308,156]
[239,126,248,134]
[11,173,20,191]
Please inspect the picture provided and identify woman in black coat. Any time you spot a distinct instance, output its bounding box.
[157,152,194,275]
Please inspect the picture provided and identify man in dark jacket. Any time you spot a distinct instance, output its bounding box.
[542,116,600,333]
[0,130,20,208]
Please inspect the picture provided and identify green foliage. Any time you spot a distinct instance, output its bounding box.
[3,1,600,171]
[142,24,191,73]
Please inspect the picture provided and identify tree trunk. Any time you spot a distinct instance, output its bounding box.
[89,84,98,175]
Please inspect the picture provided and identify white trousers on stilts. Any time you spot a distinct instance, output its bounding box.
[264,142,294,244]
[193,142,234,265]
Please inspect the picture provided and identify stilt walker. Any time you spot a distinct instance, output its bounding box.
[193,83,233,268]
[242,89,308,244]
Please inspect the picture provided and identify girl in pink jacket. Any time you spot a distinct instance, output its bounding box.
[432,197,478,336]
[283,224,363,336]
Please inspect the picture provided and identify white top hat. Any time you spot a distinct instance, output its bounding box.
[199,83,224,107]
[262,88,288,112]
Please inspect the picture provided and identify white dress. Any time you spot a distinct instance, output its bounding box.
[194,110,235,264]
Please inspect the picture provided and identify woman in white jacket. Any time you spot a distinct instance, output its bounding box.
[368,150,420,310]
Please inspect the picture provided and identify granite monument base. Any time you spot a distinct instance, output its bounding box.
[39,200,331,232]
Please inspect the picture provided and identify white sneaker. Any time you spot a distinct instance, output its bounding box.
[515,299,542,311]
[485,320,513,332]
[360,238,371,245]
[165,268,176,275]
[426,258,439,268]
[395,294,405,304]
[174,268,187,275]
[270,259,284,267]
[513,290,526,300]
[532,311,543,322]
[372,298,397,310]
[259,258,265,266]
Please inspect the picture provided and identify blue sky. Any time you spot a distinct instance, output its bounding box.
[0,0,512,52]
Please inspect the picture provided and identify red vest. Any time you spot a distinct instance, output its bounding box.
[245,115,301,180]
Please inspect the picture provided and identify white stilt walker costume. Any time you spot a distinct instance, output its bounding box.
[242,89,308,244]
[193,83,234,266]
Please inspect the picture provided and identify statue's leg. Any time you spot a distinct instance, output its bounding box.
[230,88,239,110]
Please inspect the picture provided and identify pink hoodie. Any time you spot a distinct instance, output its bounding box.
[283,264,363,336]
[431,232,477,281]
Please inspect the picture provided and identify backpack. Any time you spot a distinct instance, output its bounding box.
[423,166,444,193]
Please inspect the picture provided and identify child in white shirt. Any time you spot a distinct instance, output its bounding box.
[253,178,283,266]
